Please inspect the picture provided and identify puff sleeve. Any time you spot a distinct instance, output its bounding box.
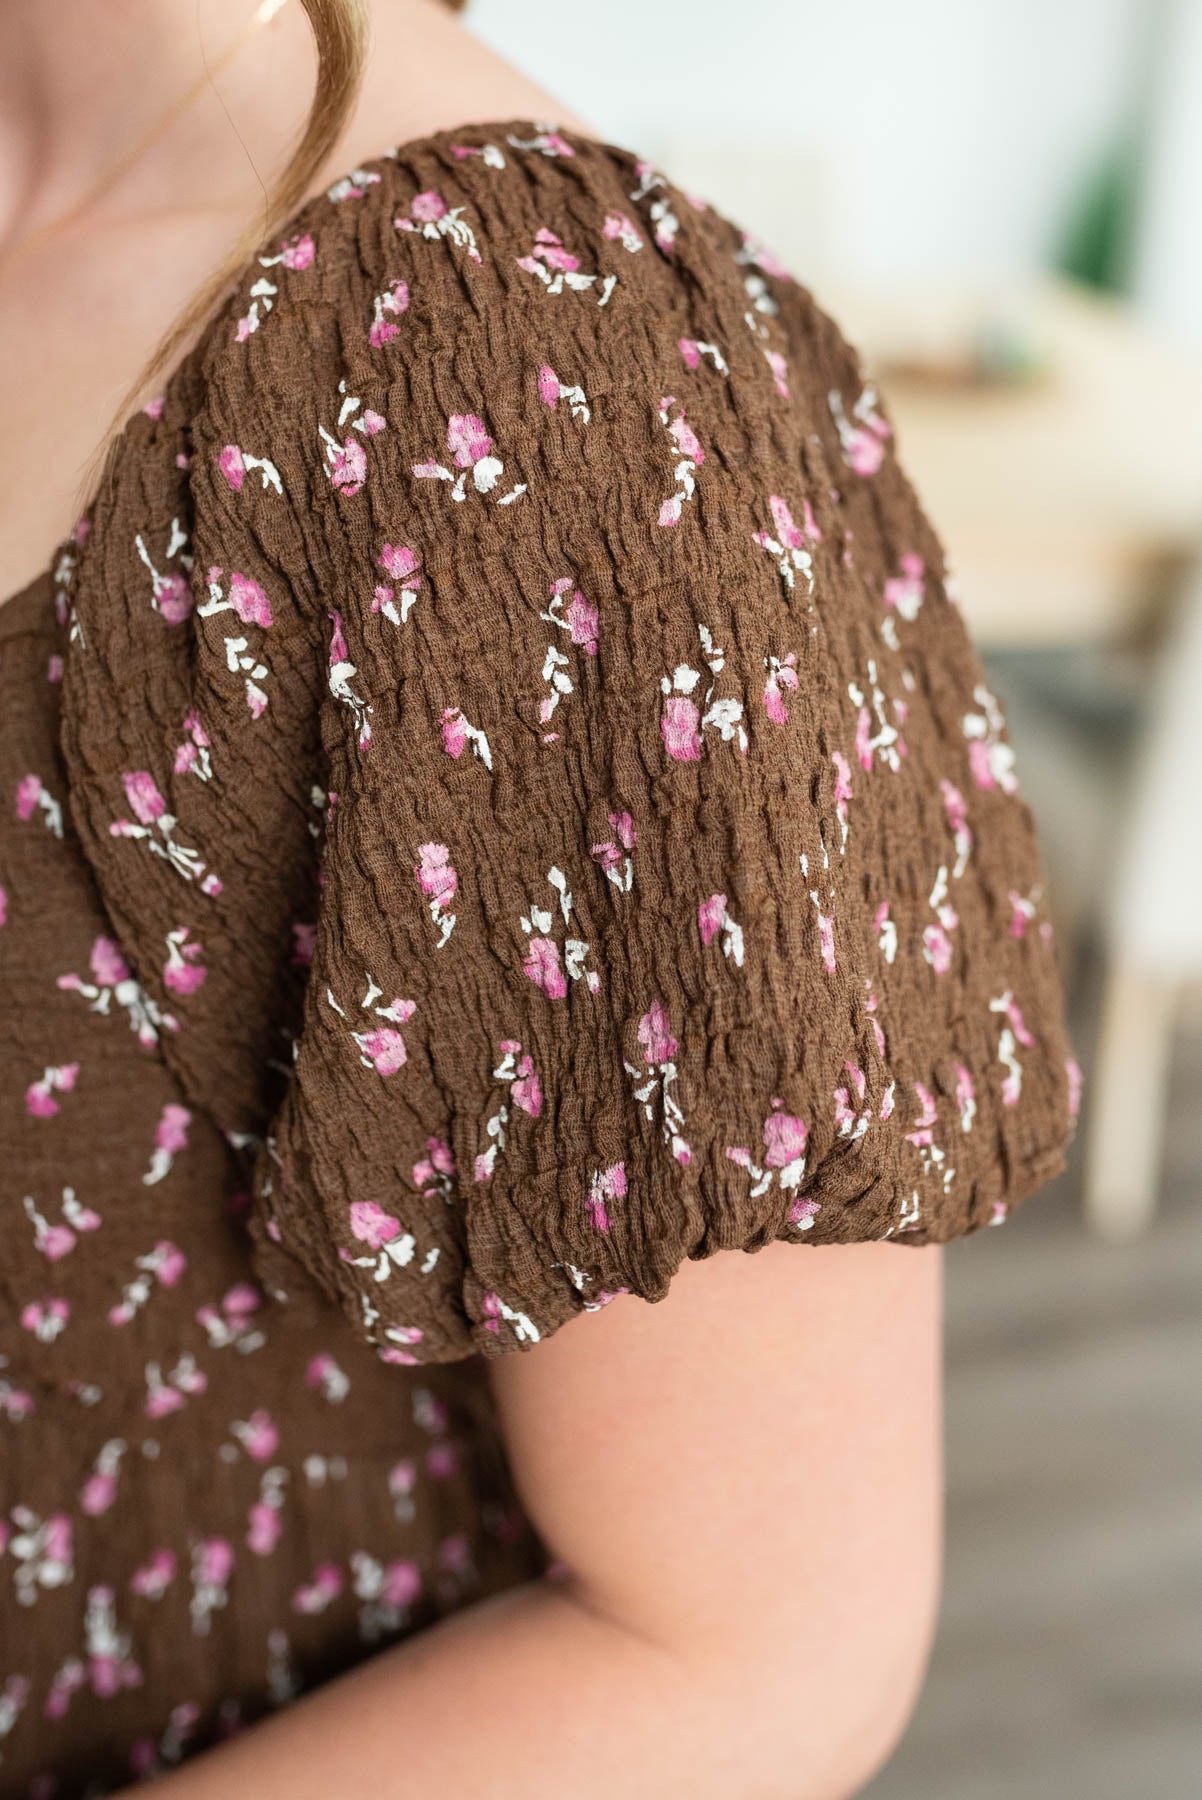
[59,120,1080,1367]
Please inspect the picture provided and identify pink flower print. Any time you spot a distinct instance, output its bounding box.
[479,1290,541,1346]
[963,684,1019,794]
[829,384,892,476]
[15,772,63,837]
[232,1409,279,1464]
[306,1353,350,1404]
[764,348,790,398]
[122,769,165,825]
[413,1137,457,1204]
[922,866,960,977]
[698,891,745,967]
[451,139,507,165]
[227,571,272,629]
[475,1041,544,1181]
[537,363,591,422]
[80,1440,125,1517]
[661,627,748,760]
[25,1062,79,1119]
[788,1197,821,1231]
[247,1500,283,1558]
[143,393,165,420]
[508,125,576,158]
[216,443,283,496]
[661,694,702,761]
[0,1383,33,1423]
[941,779,972,878]
[110,770,221,892]
[763,1102,809,1177]
[58,934,179,1045]
[395,188,481,261]
[883,552,925,624]
[358,1028,408,1076]
[278,233,315,272]
[373,541,422,626]
[516,226,616,302]
[989,990,1036,1108]
[657,396,704,527]
[441,706,493,769]
[327,164,382,202]
[753,493,818,593]
[1066,1054,1084,1121]
[524,935,567,999]
[163,926,206,995]
[327,435,368,494]
[591,809,637,893]
[679,336,729,375]
[416,842,458,947]
[603,209,644,253]
[630,161,680,254]
[370,277,410,346]
[413,413,525,505]
[190,1539,234,1635]
[129,1550,177,1599]
[109,1240,187,1326]
[293,1563,344,1615]
[737,228,793,287]
[349,1200,404,1251]
[586,1161,626,1232]
[629,1000,691,1164]
[173,710,213,780]
[24,1189,100,1262]
[850,659,906,774]
[327,608,374,750]
[21,1296,70,1342]
[133,526,193,624]
[0,882,6,927]
[382,1559,422,1608]
[145,1354,206,1420]
[427,1442,459,1481]
[763,651,800,724]
[800,846,837,974]
[47,652,64,682]
[727,1098,808,1198]
[143,1103,191,1186]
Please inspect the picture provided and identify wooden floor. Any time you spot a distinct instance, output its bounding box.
[865,992,1202,1800]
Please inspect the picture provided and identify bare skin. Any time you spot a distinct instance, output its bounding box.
[0,5,944,1794]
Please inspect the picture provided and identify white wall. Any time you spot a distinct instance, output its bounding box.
[471,0,1155,290]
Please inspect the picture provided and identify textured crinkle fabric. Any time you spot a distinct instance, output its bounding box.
[3,116,1080,1790]
[59,118,1081,1372]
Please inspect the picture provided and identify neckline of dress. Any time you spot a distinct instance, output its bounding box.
[0,114,610,626]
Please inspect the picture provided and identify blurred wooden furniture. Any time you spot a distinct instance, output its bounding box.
[827,277,1202,1236]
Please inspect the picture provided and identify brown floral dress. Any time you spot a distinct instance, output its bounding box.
[0,117,1079,1794]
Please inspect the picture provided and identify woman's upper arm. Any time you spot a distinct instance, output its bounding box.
[489,1238,944,1786]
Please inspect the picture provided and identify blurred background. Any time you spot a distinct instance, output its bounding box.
[467,1,1202,1793]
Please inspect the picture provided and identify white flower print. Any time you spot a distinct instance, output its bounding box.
[660,624,748,760]
[235,232,314,340]
[328,609,374,751]
[537,363,591,423]
[849,658,906,774]
[15,773,63,839]
[519,866,600,997]
[624,998,692,1166]
[395,189,482,263]
[963,684,1019,794]
[629,161,680,254]
[320,383,387,496]
[216,443,283,496]
[134,518,193,623]
[829,383,892,477]
[474,1038,543,1183]
[326,972,418,1076]
[57,934,180,1046]
[698,892,745,967]
[753,492,820,594]
[412,413,526,506]
[515,228,616,304]
[726,1099,812,1204]
[590,810,636,894]
[109,771,223,893]
[656,396,704,528]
